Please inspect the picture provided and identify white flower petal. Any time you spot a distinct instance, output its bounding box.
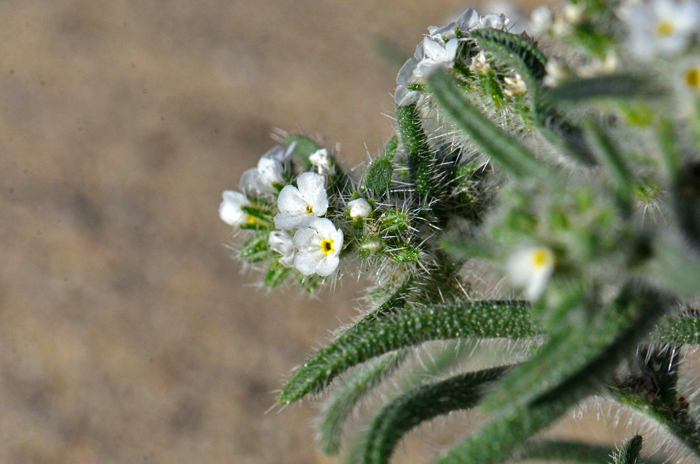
[274,213,308,230]
[507,246,555,300]
[395,85,421,106]
[257,157,284,186]
[458,8,481,31]
[297,172,329,216]
[269,231,295,267]
[277,185,309,215]
[315,256,340,276]
[219,190,250,226]
[294,251,323,275]
[293,227,321,251]
[397,58,420,85]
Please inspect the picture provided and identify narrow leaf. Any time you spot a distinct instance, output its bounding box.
[611,435,643,464]
[545,75,660,103]
[653,317,700,345]
[584,121,635,212]
[468,29,547,81]
[429,70,551,179]
[433,284,670,464]
[396,103,439,199]
[319,351,409,455]
[362,366,509,464]
[278,300,534,404]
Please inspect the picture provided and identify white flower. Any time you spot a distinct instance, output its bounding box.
[274,172,329,229]
[673,59,700,115]
[293,218,344,276]
[414,36,460,78]
[240,149,286,197]
[347,198,372,219]
[268,231,295,267]
[457,8,509,32]
[626,0,700,60]
[219,190,254,227]
[507,246,555,300]
[394,84,422,107]
[309,148,333,175]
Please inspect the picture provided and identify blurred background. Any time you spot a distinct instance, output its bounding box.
[0,0,640,463]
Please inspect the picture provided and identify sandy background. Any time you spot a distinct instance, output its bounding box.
[0,0,652,463]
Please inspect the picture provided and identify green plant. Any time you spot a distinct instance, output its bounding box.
[219,2,700,463]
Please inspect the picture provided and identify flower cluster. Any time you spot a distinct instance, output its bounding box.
[395,8,508,106]
[219,145,345,279]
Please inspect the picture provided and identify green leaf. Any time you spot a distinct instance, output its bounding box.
[383,135,398,160]
[654,317,700,345]
[482,284,667,413]
[278,300,534,404]
[428,70,551,180]
[672,160,700,254]
[433,284,670,464]
[286,134,322,169]
[240,233,271,263]
[264,261,290,287]
[611,435,643,464]
[468,29,547,81]
[396,103,439,199]
[365,157,393,197]
[544,75,660,103]
[362,366,509,464]
[318,351,409,455]
[516,441,619,463]
[584,121,635,213]
[648,235,700,297]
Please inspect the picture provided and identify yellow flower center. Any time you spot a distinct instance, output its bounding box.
[656,20,675,37]
[320,238,335,255]
[306,205,314,214]
[686,68,700,90]
[531,248,553,269]
[246,215,259,226]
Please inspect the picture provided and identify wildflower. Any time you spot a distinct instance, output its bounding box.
[504,73,527,97]
[293,218,344,276]
[240,148,287,197]
[457,8,509,32]
[219,190,255,227]
[268,231,295,267]
[347,198,372,219]
[395,42,426,106]
[274,172,329,229]
[507,246,555,300]
[309,148,333,175]
[673,59,700,115]
[626,0,700,60]
[414,36,460,78]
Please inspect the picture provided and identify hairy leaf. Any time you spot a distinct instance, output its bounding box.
[584,121,635,212]
[433,284,670,464]
[544,75,660,103]
[429,70,551,179]
[396,103,439,199]
[469,29,547,81]
[363,366,509,464]
[611,435,643,464]
[319,351,409,455]
[278,300,534,404]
